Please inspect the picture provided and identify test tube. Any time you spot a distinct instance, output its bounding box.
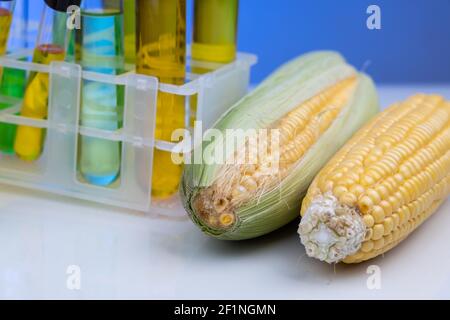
[0,0,17,154]
[123,0,135,67]
[76,0,125,186]
[136,0,186,198]
[190,0,238,124]
[192,0,238,65]
[14,0,80,161]
[0,0,14,56]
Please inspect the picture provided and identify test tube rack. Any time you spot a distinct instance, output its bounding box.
[0,50,257,215]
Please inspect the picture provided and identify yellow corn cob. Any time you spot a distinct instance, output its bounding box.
[298,94,450,263]
[195,77,358,229]
[181,51,379,240]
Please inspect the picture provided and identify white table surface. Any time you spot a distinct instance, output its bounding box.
[0,85,449,300]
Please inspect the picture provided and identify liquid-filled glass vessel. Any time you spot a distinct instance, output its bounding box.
[75,0,125,186]
[123,0,135,67]
[190,0,238,124]
[0,0,14,60]
[0,0,20,154]
[192,0,238,64]
[13,0,70,161]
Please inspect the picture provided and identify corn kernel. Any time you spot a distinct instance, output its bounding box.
[383,217,394,235]
[340,192,357,206]
[358,196,373,214]
[361,241,374,253]
[363,214,375,228]
[373,238,385,250]
[371,206,385,223]
[349,184,365,197]
[372,224,384,240]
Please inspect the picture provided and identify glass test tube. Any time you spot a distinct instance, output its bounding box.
[76,0,125,186]
[0,0,14,57]
[192,0,238,64]
[0,0,18,154]
[190,0,238,124]
[13,0,72,161]
[123,0,135,67]
[136,0,186,198]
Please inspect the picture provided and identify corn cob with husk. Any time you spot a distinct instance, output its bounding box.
[180,51,379,240]
[298,94,450,263]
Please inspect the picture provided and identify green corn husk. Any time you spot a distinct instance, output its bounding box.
[180,51,379,240]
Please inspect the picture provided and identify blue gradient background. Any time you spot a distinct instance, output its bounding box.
[24,0,450,84]
[234,0,450,84]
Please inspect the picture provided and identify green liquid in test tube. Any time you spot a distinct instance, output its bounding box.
[0,67,26,154]
[0,0,19,154]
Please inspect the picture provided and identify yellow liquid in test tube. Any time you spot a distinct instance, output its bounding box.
[190,0,239,125]
[192,0,238,64]
[14,45,65,161]
[124,0,135,66]
[136,0,186,198]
